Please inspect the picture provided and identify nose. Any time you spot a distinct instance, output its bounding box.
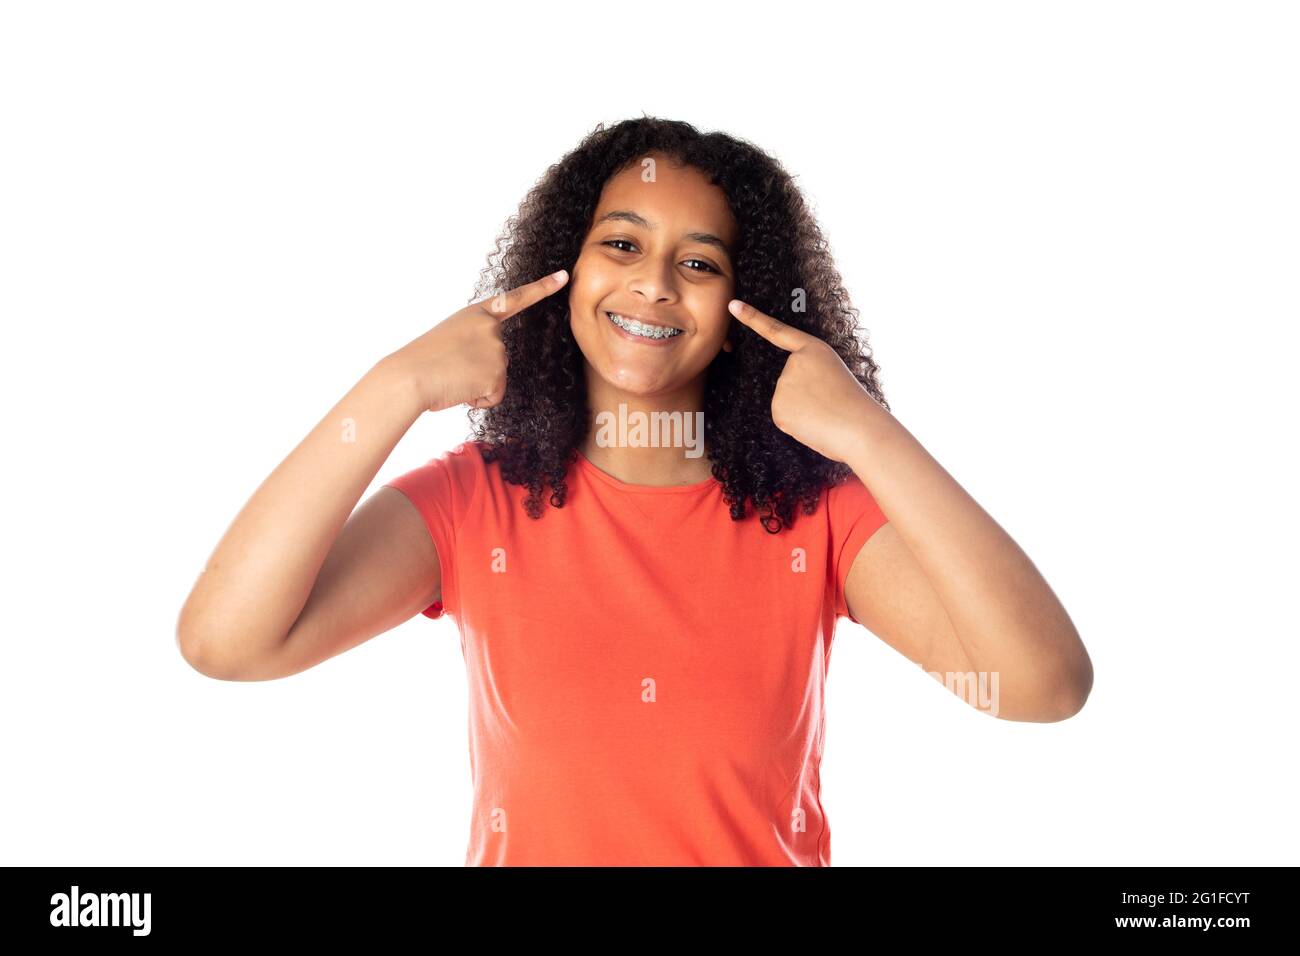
[625,255,678,305]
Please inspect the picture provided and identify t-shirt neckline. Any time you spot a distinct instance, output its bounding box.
[575,449,720,494]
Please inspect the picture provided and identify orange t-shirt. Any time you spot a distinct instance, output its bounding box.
[383,439,888,866]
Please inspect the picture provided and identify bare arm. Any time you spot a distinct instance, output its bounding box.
[175,360,433,681]
[842,409,1092,723]
[175,268,571,681]
[725,297,1092,723]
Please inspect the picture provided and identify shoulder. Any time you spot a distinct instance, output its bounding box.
[824,471,888,554]
[416,438,492,478]
[383,439,495,515]
[444,437,489,470]
[825,471,884,517]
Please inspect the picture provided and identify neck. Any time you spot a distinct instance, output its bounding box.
[580,376,712,486]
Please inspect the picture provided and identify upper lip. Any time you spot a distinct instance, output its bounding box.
[605,309,684,332]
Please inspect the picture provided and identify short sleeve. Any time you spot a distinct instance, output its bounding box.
[827,474,889,623]
[382,440,484,621]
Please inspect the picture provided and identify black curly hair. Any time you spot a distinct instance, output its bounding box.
[465,115,889,534]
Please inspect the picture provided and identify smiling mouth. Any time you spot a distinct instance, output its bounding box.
[605,311,684,340]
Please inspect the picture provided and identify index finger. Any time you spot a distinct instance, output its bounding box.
[481,269,570,319]
[727,299,810,352]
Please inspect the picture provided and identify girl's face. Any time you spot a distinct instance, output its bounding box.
[568,154,738,400]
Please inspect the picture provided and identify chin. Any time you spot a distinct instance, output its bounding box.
[601,363,680,395]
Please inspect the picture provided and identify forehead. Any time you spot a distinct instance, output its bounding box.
[593,157,737,245]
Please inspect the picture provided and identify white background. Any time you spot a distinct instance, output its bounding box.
[2,0,1296,866]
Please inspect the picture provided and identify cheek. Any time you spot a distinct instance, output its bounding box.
[568,257,609,304]
[566,282,597,342]
[687,291,733,342]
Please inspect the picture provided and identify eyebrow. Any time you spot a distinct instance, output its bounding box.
[595,209,732,256]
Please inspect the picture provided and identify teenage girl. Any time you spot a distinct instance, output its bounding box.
[177,117,1092,866]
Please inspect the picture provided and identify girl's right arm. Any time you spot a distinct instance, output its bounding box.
[175,269,569,681]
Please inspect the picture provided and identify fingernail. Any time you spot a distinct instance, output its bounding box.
[553,269,569,283]
[728,299,742,315]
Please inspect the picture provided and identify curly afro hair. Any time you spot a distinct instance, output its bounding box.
[464,115,889,534]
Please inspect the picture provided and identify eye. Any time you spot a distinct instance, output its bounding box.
[683,258,720,274]
[601,240,721,275]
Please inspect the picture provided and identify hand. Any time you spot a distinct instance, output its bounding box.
[381,270,569,413]
[727,298,879,463]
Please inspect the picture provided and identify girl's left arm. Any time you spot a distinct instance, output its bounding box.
[728,299,1093,723]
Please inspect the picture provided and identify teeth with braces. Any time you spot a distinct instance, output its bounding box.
[607,312,682,339]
